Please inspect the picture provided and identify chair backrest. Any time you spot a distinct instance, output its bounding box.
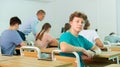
[0,46,1,55]
[27,41,35,46]
[26,32,35,46]
[103,41,111,51]
[103,41,111,45]
[51,50,80,67]
[20,46,41,59]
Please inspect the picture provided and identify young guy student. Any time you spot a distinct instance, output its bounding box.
[59,11,101,67]
[0,16,26,55]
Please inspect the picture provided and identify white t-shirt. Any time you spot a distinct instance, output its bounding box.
[79,30,99,44]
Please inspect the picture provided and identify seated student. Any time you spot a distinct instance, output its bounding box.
[79,19,106,49]
[104,32,120,43]
[35,23,58,49]
[0,16,26,56]
[61,23,71,33]
[59,11,101,67]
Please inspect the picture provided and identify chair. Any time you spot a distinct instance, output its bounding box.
[51,50,80,67]
[27,41,35,46]
[103,41,111,45]
[103,41,111,51]
[0,46,1,55]
[25,32,35,46]
[20,46,41,59]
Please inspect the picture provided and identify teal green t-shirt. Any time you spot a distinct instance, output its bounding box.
[58,32,93,67]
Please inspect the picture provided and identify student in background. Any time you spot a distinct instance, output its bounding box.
[18,10,46,41]
[35,23,58,49]
[104,32,120,43]
[59,11,101,67]
[61,23,71,33]
[79,19,106,49]
[59,23,71,40]
[0,16,26,55]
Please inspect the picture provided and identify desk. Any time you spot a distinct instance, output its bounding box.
[41,48,58,53]
[0,56,72,67]
[94,51,120,64]
[85,51,120,67]
[16,47,58,54]
[110,46,120,51]
[111,43,120,46]
[41,49,120,64]
[105,64,120,67]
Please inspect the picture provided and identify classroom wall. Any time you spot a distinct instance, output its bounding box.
[97,0,117,40]
[117,0,120,35]
[0,0,117,40]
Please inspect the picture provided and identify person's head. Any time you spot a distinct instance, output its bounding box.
[83,19,90,30]
[10,16,21,30]
[64,23,71,32]
[109,32,115,36]
[36,9,46,21]
[82,13,88,21]
[41,23,51,32]
[36,23,51,40]
[69,11,85,33]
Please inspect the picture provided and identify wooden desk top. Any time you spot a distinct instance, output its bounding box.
[105,64,120,67]
[41,48,120,59]
[110,45,120,47]
[16,47,58,54]
[85,51,120,66]
[110,46,120,51]
[41,48,58,53]
[0,56,72,67]
[94,51,120,58]
[17,47,120,58]
[111,43,120,46]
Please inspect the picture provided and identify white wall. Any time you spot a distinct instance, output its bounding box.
[0,0,47,34]
[117,0,120,35]
[97,0,117,40]
[0,0,117,40]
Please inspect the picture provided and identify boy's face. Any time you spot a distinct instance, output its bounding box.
[70,17,84,32]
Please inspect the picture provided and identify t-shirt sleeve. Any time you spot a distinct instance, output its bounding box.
[59,33,71,44]
[92,30,99,40]
[81,36,94,50]
[58,33,71,49]
[12,31,23,46]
